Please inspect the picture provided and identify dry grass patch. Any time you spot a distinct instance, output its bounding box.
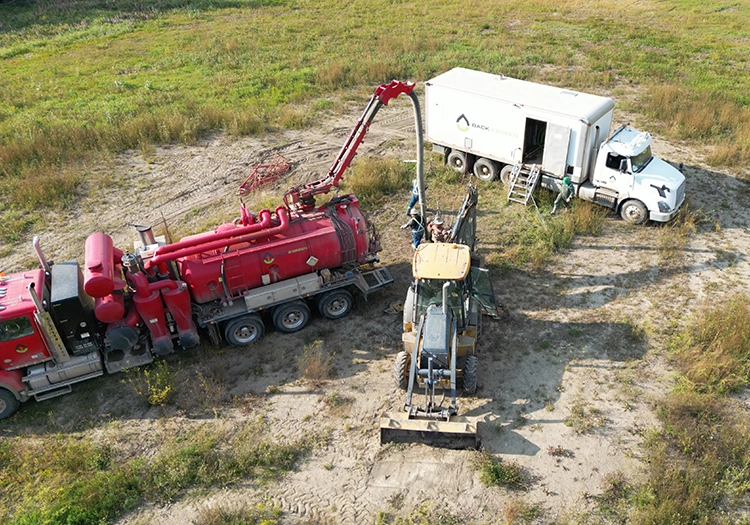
[298,340,334,383]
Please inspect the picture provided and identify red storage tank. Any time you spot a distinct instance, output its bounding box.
[178,197,373,304]
[84,233,124,298]
[95,293,126,324]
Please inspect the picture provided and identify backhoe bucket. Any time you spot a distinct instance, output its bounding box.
[379,414,479,449]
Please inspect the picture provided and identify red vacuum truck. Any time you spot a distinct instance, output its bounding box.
[0,80,424,419]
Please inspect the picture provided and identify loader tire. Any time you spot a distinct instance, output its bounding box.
[393,351,410,390]
[463,355,478,394]
[0,388,20,420]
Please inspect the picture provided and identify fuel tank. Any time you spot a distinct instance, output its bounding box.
[178,197,374,304]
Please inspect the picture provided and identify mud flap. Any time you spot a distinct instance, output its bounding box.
[379,415,479,449]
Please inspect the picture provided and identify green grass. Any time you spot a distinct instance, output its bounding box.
[0,420,317,525]
[1,0,750,241]
[628,296,750,524]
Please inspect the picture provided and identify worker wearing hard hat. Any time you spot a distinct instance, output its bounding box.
[401,208,425,248]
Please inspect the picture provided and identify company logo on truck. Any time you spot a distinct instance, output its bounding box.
[456,114,470,132]
[455,114,518,138]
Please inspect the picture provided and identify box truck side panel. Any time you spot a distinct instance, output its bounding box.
[425,85,525,164]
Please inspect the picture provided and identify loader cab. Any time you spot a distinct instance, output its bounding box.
[415,278,466,329]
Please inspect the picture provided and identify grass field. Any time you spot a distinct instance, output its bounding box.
[2,1,750,524]
[1,0,750,242]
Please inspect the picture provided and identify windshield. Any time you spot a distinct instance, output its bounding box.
[416,279,462,320]
[630,145,653,173]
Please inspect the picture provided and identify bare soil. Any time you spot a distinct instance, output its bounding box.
[3,96,749,524]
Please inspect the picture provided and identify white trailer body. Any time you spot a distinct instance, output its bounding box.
[425,67,614,183]
[425,68,686,224]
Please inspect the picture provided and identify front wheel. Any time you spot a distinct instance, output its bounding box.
[462,355,478,394]
[473,158,498,182]
[620,199,648,225]
[273,301,311,333]
[447,150,467,174]
[224,315,265,346]
[0,388,20,420]
[393,351,411,390]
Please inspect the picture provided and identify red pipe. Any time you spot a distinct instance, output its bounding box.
[147,208,273,259]
[144,206,290,269]
[128,271,178,298]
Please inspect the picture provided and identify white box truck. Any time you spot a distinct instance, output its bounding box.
[425,68,686,224]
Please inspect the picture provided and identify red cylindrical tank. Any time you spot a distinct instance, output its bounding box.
[95,293,126,324]
[132,290,173,356]
[161,282,200,348]
[84,233,116,298]
[177,199,373,304]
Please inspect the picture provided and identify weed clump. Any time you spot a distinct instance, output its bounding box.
[474,451,527,490]
[298,340,334,382]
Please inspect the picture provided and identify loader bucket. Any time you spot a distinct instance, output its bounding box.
[379,415,479,449]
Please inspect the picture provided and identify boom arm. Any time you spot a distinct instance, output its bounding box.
[284,80,417,212]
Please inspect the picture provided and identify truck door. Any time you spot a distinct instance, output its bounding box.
[542,124,571,177]
[593,148,631,193]
[0,315,50,370]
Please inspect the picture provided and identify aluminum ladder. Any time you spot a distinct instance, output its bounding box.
[507,163,541,206]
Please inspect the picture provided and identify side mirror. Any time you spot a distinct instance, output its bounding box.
[619,159,629,173]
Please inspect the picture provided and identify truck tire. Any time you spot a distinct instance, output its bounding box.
[393,351,410,390]
[224,315,264,346]
[462,355,478,394]
[273,301,311,333]
[0,388,20,420]
[473,158,498,182]
[620,199,648,225]
[447,150,467,174]
[316,290,353,320]
[500,165,513,186]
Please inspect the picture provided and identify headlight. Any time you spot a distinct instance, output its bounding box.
[657,201,672,213]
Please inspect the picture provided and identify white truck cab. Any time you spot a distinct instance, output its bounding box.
[584,125,685,223]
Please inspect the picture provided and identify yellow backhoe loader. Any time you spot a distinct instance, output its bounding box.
[380,240,498,449]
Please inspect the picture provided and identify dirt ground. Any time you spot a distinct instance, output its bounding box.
[3,95,749,524]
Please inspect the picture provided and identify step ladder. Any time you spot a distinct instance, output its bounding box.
[507,163,541,206]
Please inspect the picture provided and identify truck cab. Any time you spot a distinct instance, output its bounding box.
[586,126,686,224]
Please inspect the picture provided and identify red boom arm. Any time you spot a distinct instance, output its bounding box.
[283,80,416,212]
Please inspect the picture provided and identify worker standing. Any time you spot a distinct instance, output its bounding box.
[401,208,425,248]
[406,178,419,215]
[551,176,574,215]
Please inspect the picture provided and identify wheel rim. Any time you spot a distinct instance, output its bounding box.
[325,297,349,316]
[280,309,305,330]
[0,398,6,414]
[232,323,259,344]
[625,205,644,222]
[452,158,464,170]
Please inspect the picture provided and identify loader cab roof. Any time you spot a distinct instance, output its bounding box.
[412,243,471,280]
